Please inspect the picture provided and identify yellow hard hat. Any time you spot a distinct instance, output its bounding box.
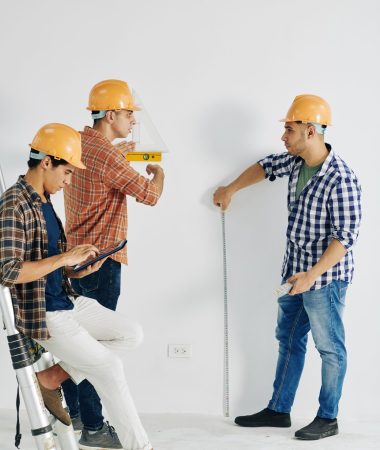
[280,94,332,126]
[87,79,141,112]
[29,123,86,169]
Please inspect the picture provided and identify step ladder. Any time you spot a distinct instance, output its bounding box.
[0,165,78,449]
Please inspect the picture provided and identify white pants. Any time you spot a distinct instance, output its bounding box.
[36,296,152,450]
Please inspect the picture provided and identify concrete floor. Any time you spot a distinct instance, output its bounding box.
[0,410,379,450]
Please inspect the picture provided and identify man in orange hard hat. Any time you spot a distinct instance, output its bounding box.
[213,95,362,440]
[0,124,153,450]
[62,79,164,448]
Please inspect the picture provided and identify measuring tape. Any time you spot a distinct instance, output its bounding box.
[221,211,230,417]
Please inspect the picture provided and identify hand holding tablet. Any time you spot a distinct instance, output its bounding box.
[72,239,128,272]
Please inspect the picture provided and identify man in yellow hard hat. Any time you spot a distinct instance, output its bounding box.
[63,79,164,447]
[0,123,154,450]
[213,95,362,440]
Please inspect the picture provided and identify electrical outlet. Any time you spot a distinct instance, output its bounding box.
[168,344,192,358]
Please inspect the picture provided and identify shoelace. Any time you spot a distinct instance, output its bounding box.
[57,386,63,402]
[105,421,118,439]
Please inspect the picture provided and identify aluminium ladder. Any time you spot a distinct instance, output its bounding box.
[0,165,77,449]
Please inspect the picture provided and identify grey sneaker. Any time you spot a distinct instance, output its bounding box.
[71,416,84,434]
[79,422,123,449]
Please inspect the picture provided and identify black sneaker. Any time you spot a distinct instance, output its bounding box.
[295,416,338,440]
[235,408,291,427]
[79,422,123,449]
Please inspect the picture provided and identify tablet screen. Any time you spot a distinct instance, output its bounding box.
[72,239,128,272]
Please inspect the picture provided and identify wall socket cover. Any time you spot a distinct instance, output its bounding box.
[168,344,192,358]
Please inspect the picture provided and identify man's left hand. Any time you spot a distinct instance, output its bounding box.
[114,141,136,156]
[287,272,316,295]
[65,257,108,279]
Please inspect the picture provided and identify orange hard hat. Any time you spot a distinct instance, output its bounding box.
[280,94,332,126]
[87,79,141,112]
[29,123,86,169]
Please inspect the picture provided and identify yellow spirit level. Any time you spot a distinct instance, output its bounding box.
[125,152,162,162]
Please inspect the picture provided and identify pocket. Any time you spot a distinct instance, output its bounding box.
[303,283,329,301]
[76,271,100,295]
[338,281,348,304]
[327,280,348,307]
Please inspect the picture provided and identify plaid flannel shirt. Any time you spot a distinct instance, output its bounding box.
[0,176,77,340]
[64,127,159,264]
[258,147,362,290]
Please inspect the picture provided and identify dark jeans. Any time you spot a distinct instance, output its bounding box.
[62,258,121,430]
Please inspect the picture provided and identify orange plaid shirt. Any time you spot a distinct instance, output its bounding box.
[64,127,159,264]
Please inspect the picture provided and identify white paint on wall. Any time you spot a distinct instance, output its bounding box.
[0,0,379,422]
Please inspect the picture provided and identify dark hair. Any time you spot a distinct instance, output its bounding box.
[295,121,327,130]
[27,149,68,168]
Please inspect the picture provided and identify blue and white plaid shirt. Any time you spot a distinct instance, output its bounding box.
[258,147,362,290]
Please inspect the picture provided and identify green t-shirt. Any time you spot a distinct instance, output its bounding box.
[295,162,322,200]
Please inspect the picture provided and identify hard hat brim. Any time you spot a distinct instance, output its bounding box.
[86,106,142,112]
[279,118,332,126]
[28,143,86,169]
[73,161,87,170]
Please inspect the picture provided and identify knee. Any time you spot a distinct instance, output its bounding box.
[314,341,346,361]
[125,322,144,349]
[276,326,307,354]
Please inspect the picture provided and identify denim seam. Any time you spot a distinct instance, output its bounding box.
[330,284,344,367]
[271,302,305,410]
[324,283,343,418]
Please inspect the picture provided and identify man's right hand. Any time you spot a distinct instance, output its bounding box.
[146,164,164,177]
[14,244,99,285]
[61,244,99,267]
[213,186,233,211]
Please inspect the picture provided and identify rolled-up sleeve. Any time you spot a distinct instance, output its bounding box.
[258,152,296,179]
[102,151,159,205]
[328,177,362,252]
[0,206,25,286]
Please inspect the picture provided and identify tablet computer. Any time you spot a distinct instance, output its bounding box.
[72,239,128,272]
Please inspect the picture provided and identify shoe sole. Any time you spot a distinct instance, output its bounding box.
[79,445,122,450]
[235,421,291,428]
[295,428,338,440]
[44,406,71,427]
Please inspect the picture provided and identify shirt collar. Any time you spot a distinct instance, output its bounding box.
[82,126,111,144]
[17,175,50,204]
[318,144,334,177]
[295,144,334,176]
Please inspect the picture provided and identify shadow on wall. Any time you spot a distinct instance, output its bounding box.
[198,101,289,415]
[1,149,28,187]
[197,101,261,211]
[226,186,286,416]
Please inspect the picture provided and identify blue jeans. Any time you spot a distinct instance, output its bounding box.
[268,280,348,419]
[62,258,121,430]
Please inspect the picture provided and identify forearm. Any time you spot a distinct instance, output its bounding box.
[227,163,266,194]
[152,171,164,198]
[288,239,348,294]
[15,254,66,284]
[213,163,266,210]
[309,239,347,280]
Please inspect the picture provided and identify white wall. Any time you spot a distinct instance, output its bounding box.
[0,0,379,421]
